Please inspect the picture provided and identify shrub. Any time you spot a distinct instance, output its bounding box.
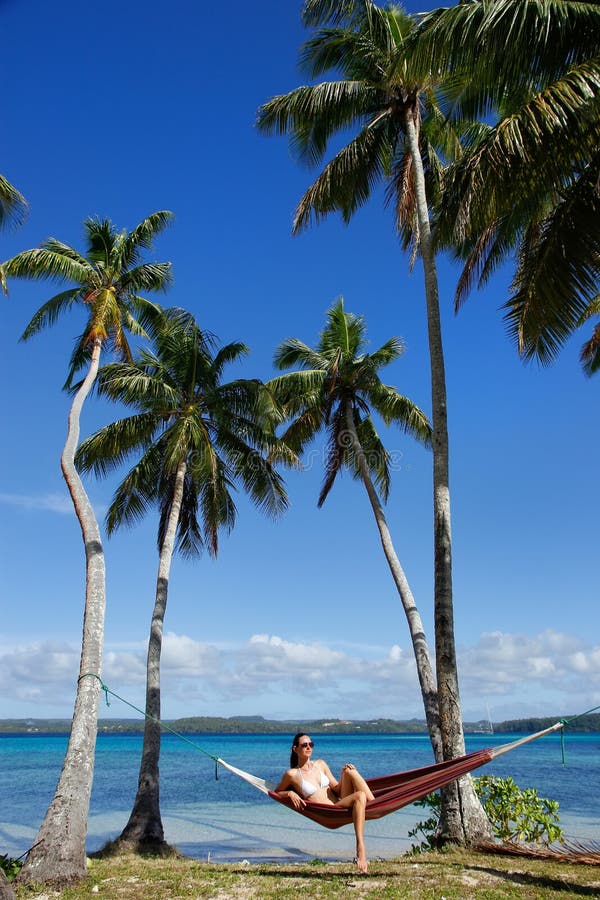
[408,775,564,852]
[0,853,23,882]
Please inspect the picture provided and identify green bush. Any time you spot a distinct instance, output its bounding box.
[408,775,564,852]
[0,853,23,882]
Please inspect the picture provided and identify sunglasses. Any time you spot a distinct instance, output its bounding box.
[298,741,314,749]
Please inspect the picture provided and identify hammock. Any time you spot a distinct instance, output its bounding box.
[83,676,582,832]
[217,721,565,829]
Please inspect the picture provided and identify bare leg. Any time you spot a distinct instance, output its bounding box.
[339,764,375,802]
[352,791,368,874]
[334,789,369,874]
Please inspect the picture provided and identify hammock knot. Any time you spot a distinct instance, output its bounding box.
[78,672,110,706]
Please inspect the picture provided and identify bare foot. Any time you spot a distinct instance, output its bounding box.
[356,849,368,874]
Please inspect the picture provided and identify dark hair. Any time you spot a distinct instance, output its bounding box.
[290,732,309,768]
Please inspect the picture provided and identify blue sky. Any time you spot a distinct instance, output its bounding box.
[1,0,598,725]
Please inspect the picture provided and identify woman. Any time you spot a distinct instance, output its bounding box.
[275,732,375,874]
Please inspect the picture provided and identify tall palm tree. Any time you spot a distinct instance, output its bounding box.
[76,307,293,850]
[257,0,490,842]
[414,0,600,374]
[270,298,443,760]
[2,211,173,884]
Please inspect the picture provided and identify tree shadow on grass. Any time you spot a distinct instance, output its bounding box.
[227,862,402,881]
[464,864,600,896]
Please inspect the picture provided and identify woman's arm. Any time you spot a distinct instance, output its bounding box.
[274,769,293,793]
[275,770,306,809]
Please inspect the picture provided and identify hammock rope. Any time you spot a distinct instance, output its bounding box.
[79,674,599,829]
[559,704,600,764]
[79,672,223,780]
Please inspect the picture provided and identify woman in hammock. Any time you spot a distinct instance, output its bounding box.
[275,732,375,874]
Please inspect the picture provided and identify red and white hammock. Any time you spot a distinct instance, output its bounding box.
[216,722,564,829]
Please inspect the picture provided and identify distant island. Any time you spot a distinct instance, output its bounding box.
[1,713,598,735]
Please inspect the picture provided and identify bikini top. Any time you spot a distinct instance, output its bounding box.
[298,766,330,798]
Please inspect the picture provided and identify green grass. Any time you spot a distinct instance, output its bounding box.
[11,848,600,899]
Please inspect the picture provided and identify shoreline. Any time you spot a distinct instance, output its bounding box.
[4,800,599,867]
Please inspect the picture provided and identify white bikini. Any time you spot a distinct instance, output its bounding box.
[298,766,330,798]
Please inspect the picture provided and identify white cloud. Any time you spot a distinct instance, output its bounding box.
[0,641,79,705]
[1,628,599,721]
[0,492,74,514]
[458,630,600,714]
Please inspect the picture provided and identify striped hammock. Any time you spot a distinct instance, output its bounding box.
[216,722,564,829]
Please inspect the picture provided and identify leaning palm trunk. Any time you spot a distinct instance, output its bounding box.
[118,460,187,849]
[343,402,443,762]
[403,112,492,843]
[19,339,106,885]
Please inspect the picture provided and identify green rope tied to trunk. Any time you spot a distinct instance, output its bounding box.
[558,703,600,764]
[78,673,222,778]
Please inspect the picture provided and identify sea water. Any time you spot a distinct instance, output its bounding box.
[0,731,598,863]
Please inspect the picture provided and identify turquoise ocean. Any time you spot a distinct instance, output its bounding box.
[1,731,598,864]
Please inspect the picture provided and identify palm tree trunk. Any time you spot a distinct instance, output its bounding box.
[343,402,443,762]
[118,460,187,850]
[0,867,16,899]
[403,110,492,843]
[19,338,106,886]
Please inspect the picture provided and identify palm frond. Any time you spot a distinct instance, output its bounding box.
[257,80,378,167]
[367,336,405,370]
[453,213,522,309]
[274,338,327,372]
[354,414,391,500]
[415,0,600,117]
[579,314,600,377]
[268,369,326,406]
[386,150,415,237]
[278,404,325,455]
[299,24,383,82]
[369,383,432,447]
[440,60,600,246]
[96,361,181,409]
[105,445,163,535]
[63,330,97,390]
[42,238,89,268]
[119,262,173,293]
[293,119,393,232]
[317,405,348,506]
[219,431,289,518]
[84,218,117,266]
[321,297,367,358]
[76,412,161,477]
[172,469,204,559]
[119,210,174,268]
[211,341,250,378]
[0,173,28,230]
[20,288,83,340]
[504,166,600,364]
[3,247,91,285]
[302,0,359,28]
[196,447,237,557]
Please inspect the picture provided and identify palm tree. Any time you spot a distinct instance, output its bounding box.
[270,297,443,760]
[76,307,293,850]
[2,211,173,884]
[414,0,600,374]
[257,0,490,842]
